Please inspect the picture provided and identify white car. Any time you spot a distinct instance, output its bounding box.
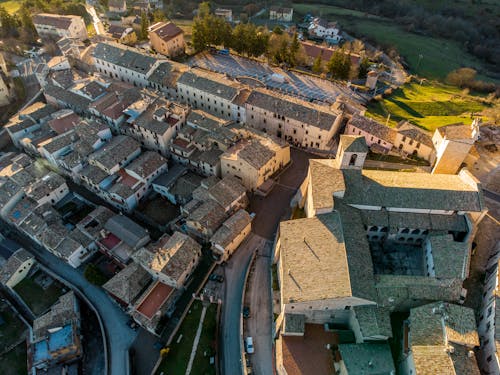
[246,337,254,354]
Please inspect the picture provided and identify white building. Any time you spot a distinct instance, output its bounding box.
[33,13,88,41]
[308,18,340,40]
[177,69,248,123]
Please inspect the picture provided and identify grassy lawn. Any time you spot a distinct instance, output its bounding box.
[0,0,21,14]
[191,303,217,375]
[366,81,493,131]
[156,300,204,374]
[0,343,27,375]
[292,3,493,81]
[0,303,27,353]
[14,271,65,316]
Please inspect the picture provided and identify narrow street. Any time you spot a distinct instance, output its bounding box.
[0,221,137,375]
[220,148,315,375]
[244,240,274,375]
[220,234,267,375]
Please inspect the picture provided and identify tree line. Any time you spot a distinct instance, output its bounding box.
[191,3,367,81]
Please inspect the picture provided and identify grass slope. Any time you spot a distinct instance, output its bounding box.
[366,82,491,131]
[293,3,493,80]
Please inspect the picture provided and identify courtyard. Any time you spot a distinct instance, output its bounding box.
[369,239,425,276]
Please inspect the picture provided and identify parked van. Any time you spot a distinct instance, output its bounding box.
[245,337,254,354]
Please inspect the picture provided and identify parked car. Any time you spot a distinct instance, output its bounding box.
[209,274,224,283]
[246,337,254,354]
[243,306,250,319]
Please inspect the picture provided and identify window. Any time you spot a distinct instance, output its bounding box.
[349,154,357,166]
[416,142,420,149]
[402,136,407,142]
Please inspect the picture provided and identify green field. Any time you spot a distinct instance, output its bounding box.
[0,0,21,14]
[366,82,493,131]
[157,301,217,375]
[0,303,27,352]
[0,343,27,375]
[293,3,493,80]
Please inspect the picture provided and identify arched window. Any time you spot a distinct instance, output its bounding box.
[349,154,357,166]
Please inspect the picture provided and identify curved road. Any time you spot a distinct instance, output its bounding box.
[0,222,137,375]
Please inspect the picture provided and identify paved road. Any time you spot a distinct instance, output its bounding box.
[0,222,137,375]
[220,234,267,375]
[244,240,273,375]
[484,188,500,203]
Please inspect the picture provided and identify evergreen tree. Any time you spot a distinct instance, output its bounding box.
[312,51,323,74]
[140,11,149,40]
[358,57,370,79]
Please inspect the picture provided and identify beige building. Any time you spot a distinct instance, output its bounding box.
[221,135,290,191]
[109,0,127,13]
[245,89,343,150]
[210,209,252,262]
[133,232,202,289]
[394,122,435,163]
[148,22,185,58]
[0,248,35,288]
[33,13,88,41]
[432,120,480,174]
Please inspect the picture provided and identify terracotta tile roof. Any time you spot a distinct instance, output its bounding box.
[149,22,183,42]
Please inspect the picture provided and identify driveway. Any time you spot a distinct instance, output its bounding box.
[220,233,267,375]
[0,221,137,375]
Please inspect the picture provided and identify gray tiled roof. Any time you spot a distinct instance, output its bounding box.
[88,135,140,171]
[308,159,345,211]
[178,71,239,101]
[397,122,433,147]
[125,151,166,180]
[105,214,149,248]
[338,343,395,375]
[93,42,157,75]
[430,234,470,279]
[335,202,377,302]
[246,90,337,130]
[103,262,151,305]
[340,134,369,153]
[348,115,397,144]
[353,305,393,338]
[210,209,251,249]
[44,84,91,113]
[342,169,483,212]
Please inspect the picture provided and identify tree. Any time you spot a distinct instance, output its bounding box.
[19,4,37,43]
[84,264,107,286]
[197,1,211,18]
[358,57,370,79]
[288,33,300,67]
[152,9,166,23]
[243,4,259,17]
[140,11,149,40]
[0,6,19,38]
[272,26,283,35]
[446,67,477,87]
[328,50,351,80]
[312,52,323,74]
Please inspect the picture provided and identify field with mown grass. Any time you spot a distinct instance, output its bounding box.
[366,82,495,131]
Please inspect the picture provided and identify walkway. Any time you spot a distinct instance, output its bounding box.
[185,305,207,375]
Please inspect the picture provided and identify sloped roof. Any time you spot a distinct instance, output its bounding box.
[104,215,149,248]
